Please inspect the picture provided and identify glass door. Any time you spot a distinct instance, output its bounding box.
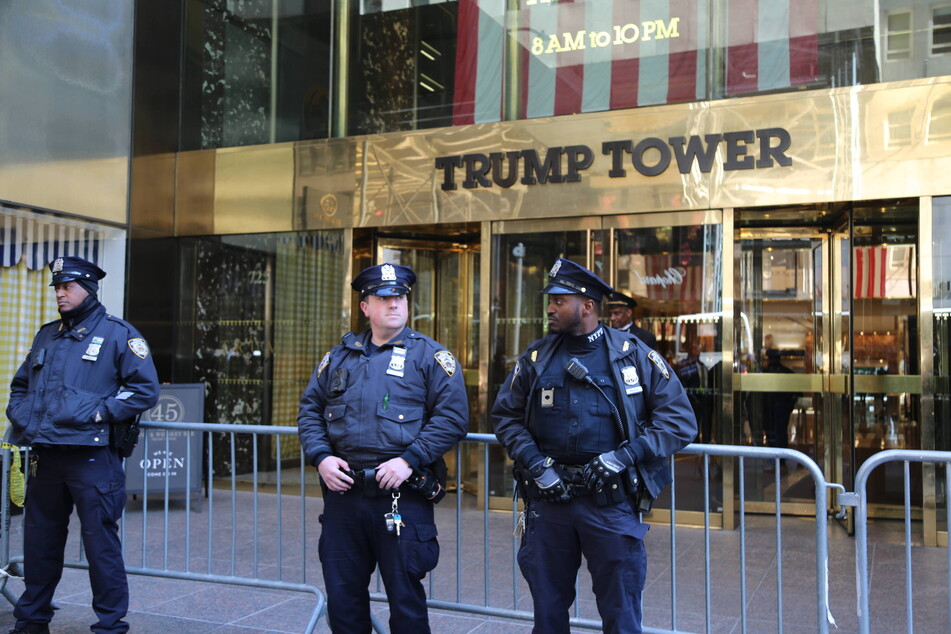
[605,211,726,526]
[734,202,922,520]
[363,230,482,494]
[735,220,834,515]
[486,218,597,502]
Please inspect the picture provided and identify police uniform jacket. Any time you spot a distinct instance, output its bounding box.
[298,326,469,471]
[6,304,160,447]
[492,327,697,500]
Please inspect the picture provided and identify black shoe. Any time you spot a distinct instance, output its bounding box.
[8,624,50,634]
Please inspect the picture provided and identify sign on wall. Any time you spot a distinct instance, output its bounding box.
[125,383,204,497]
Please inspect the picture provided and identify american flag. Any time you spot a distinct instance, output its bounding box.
[453,0,819,124]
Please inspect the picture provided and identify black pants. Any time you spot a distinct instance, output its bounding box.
[15,445,129,633]
[518,495,648,634]
[318,487,439,633]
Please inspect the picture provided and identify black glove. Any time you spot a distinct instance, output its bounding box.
[405,468,446,503]
[528,457,572,503]
[583,446,635,490]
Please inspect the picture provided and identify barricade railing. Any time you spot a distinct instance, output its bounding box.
[0,422,326,633]
[840,449,951,634]
[1,429,949,633]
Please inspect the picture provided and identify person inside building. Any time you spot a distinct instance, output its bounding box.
[606,291,658,348]
[297,263,469,634]
[491,258,697,633]
[5,256,160,634]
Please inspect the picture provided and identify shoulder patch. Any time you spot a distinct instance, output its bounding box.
[512,359,520,383]
[316,351,331,377]
[128,338,150,359]
[648,350,670,379]
[434,350,457,377]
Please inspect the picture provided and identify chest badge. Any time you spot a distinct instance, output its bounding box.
[82,336,105,362]
[387,346,407,377]
[434,350,456,377]
[622,365,643,395]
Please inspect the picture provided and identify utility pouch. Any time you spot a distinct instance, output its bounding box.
[513,465,537,501]
[628,466,654,513]
[112,416,141,458]
[594,472,629,506]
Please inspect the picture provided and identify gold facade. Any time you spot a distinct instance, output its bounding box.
[162,77,951,233]
[145,77,951,543]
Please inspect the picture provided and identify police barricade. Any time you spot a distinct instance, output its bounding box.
[0,422,326,633]
[840,449,951,634]
[411,438,838,634]
[2,431,948,633]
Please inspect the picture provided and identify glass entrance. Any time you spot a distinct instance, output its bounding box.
[734,202,921,518]
[353,225,482,491]
[487,213,727,522]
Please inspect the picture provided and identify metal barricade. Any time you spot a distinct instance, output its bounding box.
[386,438,839,634]
[842,449,951,634]
[0,422,326,633]
[3,430,949,633]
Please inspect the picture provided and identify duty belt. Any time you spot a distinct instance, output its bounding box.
[557,464,595,497]
[337,467,388,498]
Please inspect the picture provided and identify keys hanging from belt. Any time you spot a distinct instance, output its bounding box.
[384,490,405,538]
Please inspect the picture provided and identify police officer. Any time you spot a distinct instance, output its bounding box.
[492,258,697,634]
[5,257,160,634]
[606,291,658,348]
[297,263,468,634]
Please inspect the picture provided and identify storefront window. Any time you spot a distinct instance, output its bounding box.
[934,197,951,455]
[177,1,951,146]
[348,0,464,134]
[614,222,723,514]
[183,0,333,149]
[176,230,347,473]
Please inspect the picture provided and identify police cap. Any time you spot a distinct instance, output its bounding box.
[541,258,613,302]
[48,256,106,287]
[352,263,416,297]
[605,291,637,309]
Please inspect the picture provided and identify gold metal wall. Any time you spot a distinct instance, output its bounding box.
[170,77,951,235]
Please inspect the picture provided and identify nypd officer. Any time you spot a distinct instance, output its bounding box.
[5,257,159,634]
[298,263,468,634]
[491,258,696,633]
[606,291,657,349]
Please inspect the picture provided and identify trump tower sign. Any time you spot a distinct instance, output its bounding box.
[125,383,204,497]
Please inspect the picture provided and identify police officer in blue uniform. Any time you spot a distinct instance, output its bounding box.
[606,291,658,349]
[492,258,697,634]
[5,257,160,634]
[298,263,468,634]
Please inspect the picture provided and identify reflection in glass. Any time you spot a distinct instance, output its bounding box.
[487,230,587,497]
[183,1,333,149]
[614,223,722,515]
[349,1,459,134]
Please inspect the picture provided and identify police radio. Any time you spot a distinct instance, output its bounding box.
[565,358,626,441]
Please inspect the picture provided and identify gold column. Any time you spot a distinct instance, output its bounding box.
[332,0,350,137]
[504,0,520,121]
[479,221,492,432]
[920,197,937,546]
[721,207,735,530]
